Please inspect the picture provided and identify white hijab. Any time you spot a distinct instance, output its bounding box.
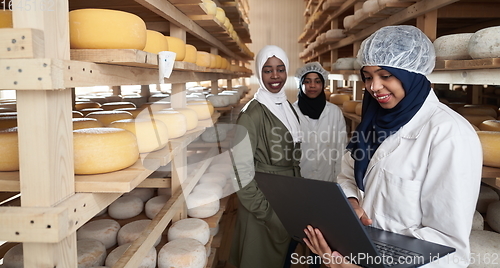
[254,45,301,144]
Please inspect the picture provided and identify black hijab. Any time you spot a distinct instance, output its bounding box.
[297,72,326,119]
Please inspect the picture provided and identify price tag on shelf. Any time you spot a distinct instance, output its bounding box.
[158,51,176,83]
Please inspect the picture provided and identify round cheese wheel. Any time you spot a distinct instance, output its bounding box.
[355,102,363,116]
[79,108,104,116]
[193,182,224,199]
[472,210,484,230]
[332,57,357,70]
[477,131,500,168]
[219,92,239,105]
[73,128,139,174]
[158,238,207,268]
[73,111,84,118]
[363,0,379,14]
[106,243,156,268]
[3,243,23,268]
[202,0,217,15]
[468,26,500,59]
[168,108,199,130]
[215,55,223,69]
[0,116,17,129]
[69,9,146,49]
[0,10,13,28]
[486,201,500,233]
[206,94,230,107]
[109,118,169,153]
[184,44,198,63]
[196,51,212,67]
[168,218,210,245]
[325,29,346,39]
[77,239,107,268]
[108,195,144,220]
[123,188,155,202]
[75,101,101,110]
[72,118,104,130]
[354,9,365,22]
[462,114,496,127]
[221,57,229,69]
[215,7,226,23]
[101,102,136,111]
[76,219,120,249]
[186,191,220,218]
[148,110,187,139]
[187,101,214,120]
[199,172,227,188]
[0,127,18,171]
[343,100,361,113]
[85,110,133,126]
[143,30,168,54]
[433,33,474,60]
[209,54,217,68]
[457,106,497,118]
[165,36,186,61]
[343,15,355,30]
[145,195,169,219]
[469,230,500,267]
[115,107,143,118]
[329,94,351,105]
[117,219,161,246]
[479,120,500,131]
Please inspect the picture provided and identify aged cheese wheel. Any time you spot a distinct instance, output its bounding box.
[115,107,143,118]
[325,29,346,39]
[433,33,474,60]
[355,102,363,116]
[215,55,223,69]
[165,36,186,61]
[199,172,227,188]
[209,53,217,68]
[73,111,84,118]
[215,7,226,23]
[332,57,357,70]
[76,219,120,249]
[106,243,156,268]
[207,163,235,179]
[219,91,239,104]
[363,0,380,14]
[456,106,497,118]
[486,201,500,233]
[101,101,136,111]
[187,101,214,120]
[476,185,500,213]
[343,100,361,113]
[109,118,169,153]
[462,114,496,127]
[73,118,104,130]
[85,110,133,126]
[468,26,500,59]
[221,57,229,69]
[196,51,212,67]
[193,182,224,199]
[79,108,104,116]
[69,9,147,49]
[158,238,207,268]
[469,230,500,268]
[479,120,500,131]
[354,9,365,22]
[168,108,199,130]
[74,128,138,174]
[472,210,484,231]
[206,94,230,107]
[0,116,17,129]
[343,15,355,30]
[77,239,107,268]
[75,101,101,110]
[117,219,161,246]
[0,127,18,171]
[123,188,155,202]
[145,195,169,219]
[168,218,210,245]
[108,195,144,220]
[202,0,217,15]
[329,94,351,105]
[148,110,187,139]
[0,10,13,28]
[186,191,220,218]
[184,44,198,63]
[143,30,168,54]
[477,131,500,168]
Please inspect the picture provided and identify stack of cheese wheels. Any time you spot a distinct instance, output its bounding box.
[477,131,500,168]
[486,201,500,232]
[73,118,104,130]
[106,243,156,268]
[117,219,161,246]
[469,230,500,268]
[145,110,187,139]
[196,51,212,67]
[215,55,223,69]
[108,195,144,220]
[363,0,380,14]
[85,110,134,126]
[79,108,103,116]
[468,26,500,59]
[167,218,210,245]
[2,244,23,267]
[69,9,147,50]
[343,100,361,113]
[0,127,18,171]
[73,111,85,118]
[73,127,139,174]
[165,36,186,61]
[187,100,214,120]
[355,102,363,116]
[77,239,107,267]
[168,108,199,130]
[0,116,17,129]
[186,191,220,218]
[143,29,169,54]
[158,238,207,268]
[0,10,13,28]
[109,118,169,153]
[192,182,224,199]
[215,7,226,23]
[75,101,101,110]
[145,195,169,219]
[433,33,474,60]
[354,9,365,22]
[202,0,217,15]
[101,101,136,111]
[329,94,351,105]
[325,29,346,39]
[184,44,198,63]
[479,120,500,131]
[77,219,121,249]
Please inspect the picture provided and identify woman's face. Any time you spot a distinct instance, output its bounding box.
[261,56,287,93]
[362,66,405,109]
[301,72,323,99]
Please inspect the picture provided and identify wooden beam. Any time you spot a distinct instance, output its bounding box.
[438,2,500,18]
[0,28,45,59]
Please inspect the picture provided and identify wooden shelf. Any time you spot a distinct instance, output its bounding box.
[435,58,500,71]
[344,2,414,34]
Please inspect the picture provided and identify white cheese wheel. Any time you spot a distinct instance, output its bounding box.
[433,33,474,60]
[325,29,346,39]
[332,57,357,70]
[196,51,212,67]
[187,101,214,120]
[476,185,500,213]
[219,92,239,105]
[168,108,199,130]
[199,172,228,188]
[77,239,107,268]
[206,94,231,107]
[117,219,161,246]
[106,243,156,268]
[469,230,500,268]
[85,110,134,126]
[210,224,220,236]
[69,9,146,50]
[145,195,169,219]
[193,182,224,199]
[73,118,104,130]
[354,9,365,22]
[108,195,144,220]
[215,7,226,23]
[143,30,168,54]
[0,127,18,171]
[355,102,363,116]
[76,219,120,249]
[201,126,227,143]
[184,44,198,63]
[343,100,361,113]
[363,0,379,14]
[3,243,23,268]
[477,131,500,168]
[0,10,13,28]
[343,15,355,30]
[486,201,500,233]
[329,94,351,105]
[468,26,500,59]
[123,188,155,203]
[165,36,186,61]
[479,120,500,131]
[186,191,220,218]
[101,101,136,111]
[158,238,207,268]
[73,127,139,174]
[472,210,484,231]
[75,101,101,110]
[168,218,210,245]
[378,0,398,5]
[148,110,187,139]
[109,118,169,153]
[202,0,217,15]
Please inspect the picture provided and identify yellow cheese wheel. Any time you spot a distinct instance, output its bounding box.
[146,110,187,139]
[143,30,168,54]
[187,101,214,120]
[165,36,186,61]
[75,102,101,110]
[0,10,13,28]
[209,54,217,68]
[168,108,198,130]
[115,107,143,118]
[73,127,139,174]
[355,102,363,116]
[110,118,169,153]
[69,9,147,49]
[73,118,104,130]
[223,17,231,29]
[215,7,226,23]
[0,127,18,171]
[0,116,17,129]
[479,120,500,131]
[183,44,198,63]
[101,102,137,111]
[457,107,497,119]
[196,51,211,67]
[73,111,84,118]
[462,114,496,127]
[202,0,217,15]
[79,108,104,116]
[329,94,351,105]
[221,58,229,69]
[343,100,361,113]
[215,55,223,69]
[477,131,500,168]
[85,110,134,126]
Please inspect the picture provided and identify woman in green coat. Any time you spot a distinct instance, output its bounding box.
[229,45,302,268]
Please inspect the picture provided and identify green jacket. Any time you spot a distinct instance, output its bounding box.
[230,99,301,268]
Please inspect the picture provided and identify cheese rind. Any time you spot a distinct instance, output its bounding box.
[158,238,207,268]
[167,218,210,245]
[76,219,121,249]
[165,36,186,61]
[144,30,168,54]
[109,118,169,153]
[477,131,500,168]
[77,239,107,268]
[108,195,144,220]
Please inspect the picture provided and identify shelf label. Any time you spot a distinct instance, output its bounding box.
[158,51,176,83]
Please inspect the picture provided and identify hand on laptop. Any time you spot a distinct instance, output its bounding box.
[348,197,372,226]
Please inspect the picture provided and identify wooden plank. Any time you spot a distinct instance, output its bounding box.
[482,166,500,179]
[434,58,500,71]
[175,3,207,16]
[427,69,500,86]
[0,28,45,59]
[70,49,159,68]
[482,177,500,191]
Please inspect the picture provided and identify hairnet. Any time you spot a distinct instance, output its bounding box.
[295,62,330,82]
[357,25,436,75]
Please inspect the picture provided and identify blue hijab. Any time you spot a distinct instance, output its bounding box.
[346,66,431,191]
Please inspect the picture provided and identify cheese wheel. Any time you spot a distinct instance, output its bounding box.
[77,239,107,268]
[355,102,363,116]
[332,57,357,70]
[75,101,101,110]
[219,91,239,104]
[199,172,228,188]
[184,44,198,63]
[109,118,169,153]
[79,108,104,116]
[115,107,142,118]
[0,127,18,171]
[73,111,84,118]
[433,33,474,60]
[168,108,199,130]
[329,94,351,105]
[472,210,484,231]
[469,230,500,266]
[223,17,231,29]
[0,10,13,28]
[0,116,17,129]
[73,127,139,174]
[196,51,212,67]
[202,0,217,15]
[456,106,497,118]
[215,7,226,23]
[343,100,361,113]
[486,201,500,233]
[477,131,500,168]
[187,101,214,120]
[101,101,136,111]
[73,118,104,130]
[325,29,345,39]
[158,238,207,268]
[117,219,161,246]
[148,110,187,139]
[354,9,365,22]
[123,188,155,202]
[77,219,120,249]
[69,9,147,49]
[106,243,156,268]
[206,94,230,107]
[145,195,169,219]
[165,36,186,61]
[3,243,23,268]
[215,55,223,69]
[85,110,134,126]
[186,191,220,218]
[462,114,496,127]
[363,0,380,14]
[108,195,144,220]
[193,182,224,199]
[209,54,217,68]
[468,26,500,59]
[168,218,210,245]
[221,57,229,69]
[143,30,168,54]
[479,120,500,131]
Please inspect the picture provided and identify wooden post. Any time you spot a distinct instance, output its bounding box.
[211,47,219,94]
[417,10,438,42]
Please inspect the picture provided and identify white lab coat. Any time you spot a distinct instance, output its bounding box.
[293,101,348,182]
[338,90,482,267]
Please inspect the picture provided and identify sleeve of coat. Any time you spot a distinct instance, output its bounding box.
[334,112,348,181]
[337,152,362,200]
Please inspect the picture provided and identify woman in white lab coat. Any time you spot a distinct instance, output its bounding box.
[293,62,347,182]
[303,25,482,268]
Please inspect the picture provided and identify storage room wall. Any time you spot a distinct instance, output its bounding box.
[247,0,305,103]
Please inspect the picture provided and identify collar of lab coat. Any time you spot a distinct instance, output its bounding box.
[397,89,439,140]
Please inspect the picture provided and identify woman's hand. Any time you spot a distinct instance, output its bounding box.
[348,197,372,226]
[303,225,360,268]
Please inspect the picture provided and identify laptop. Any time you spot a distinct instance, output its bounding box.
[253,172,456,268]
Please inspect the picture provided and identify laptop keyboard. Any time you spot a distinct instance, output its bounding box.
[373,240,424,267]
